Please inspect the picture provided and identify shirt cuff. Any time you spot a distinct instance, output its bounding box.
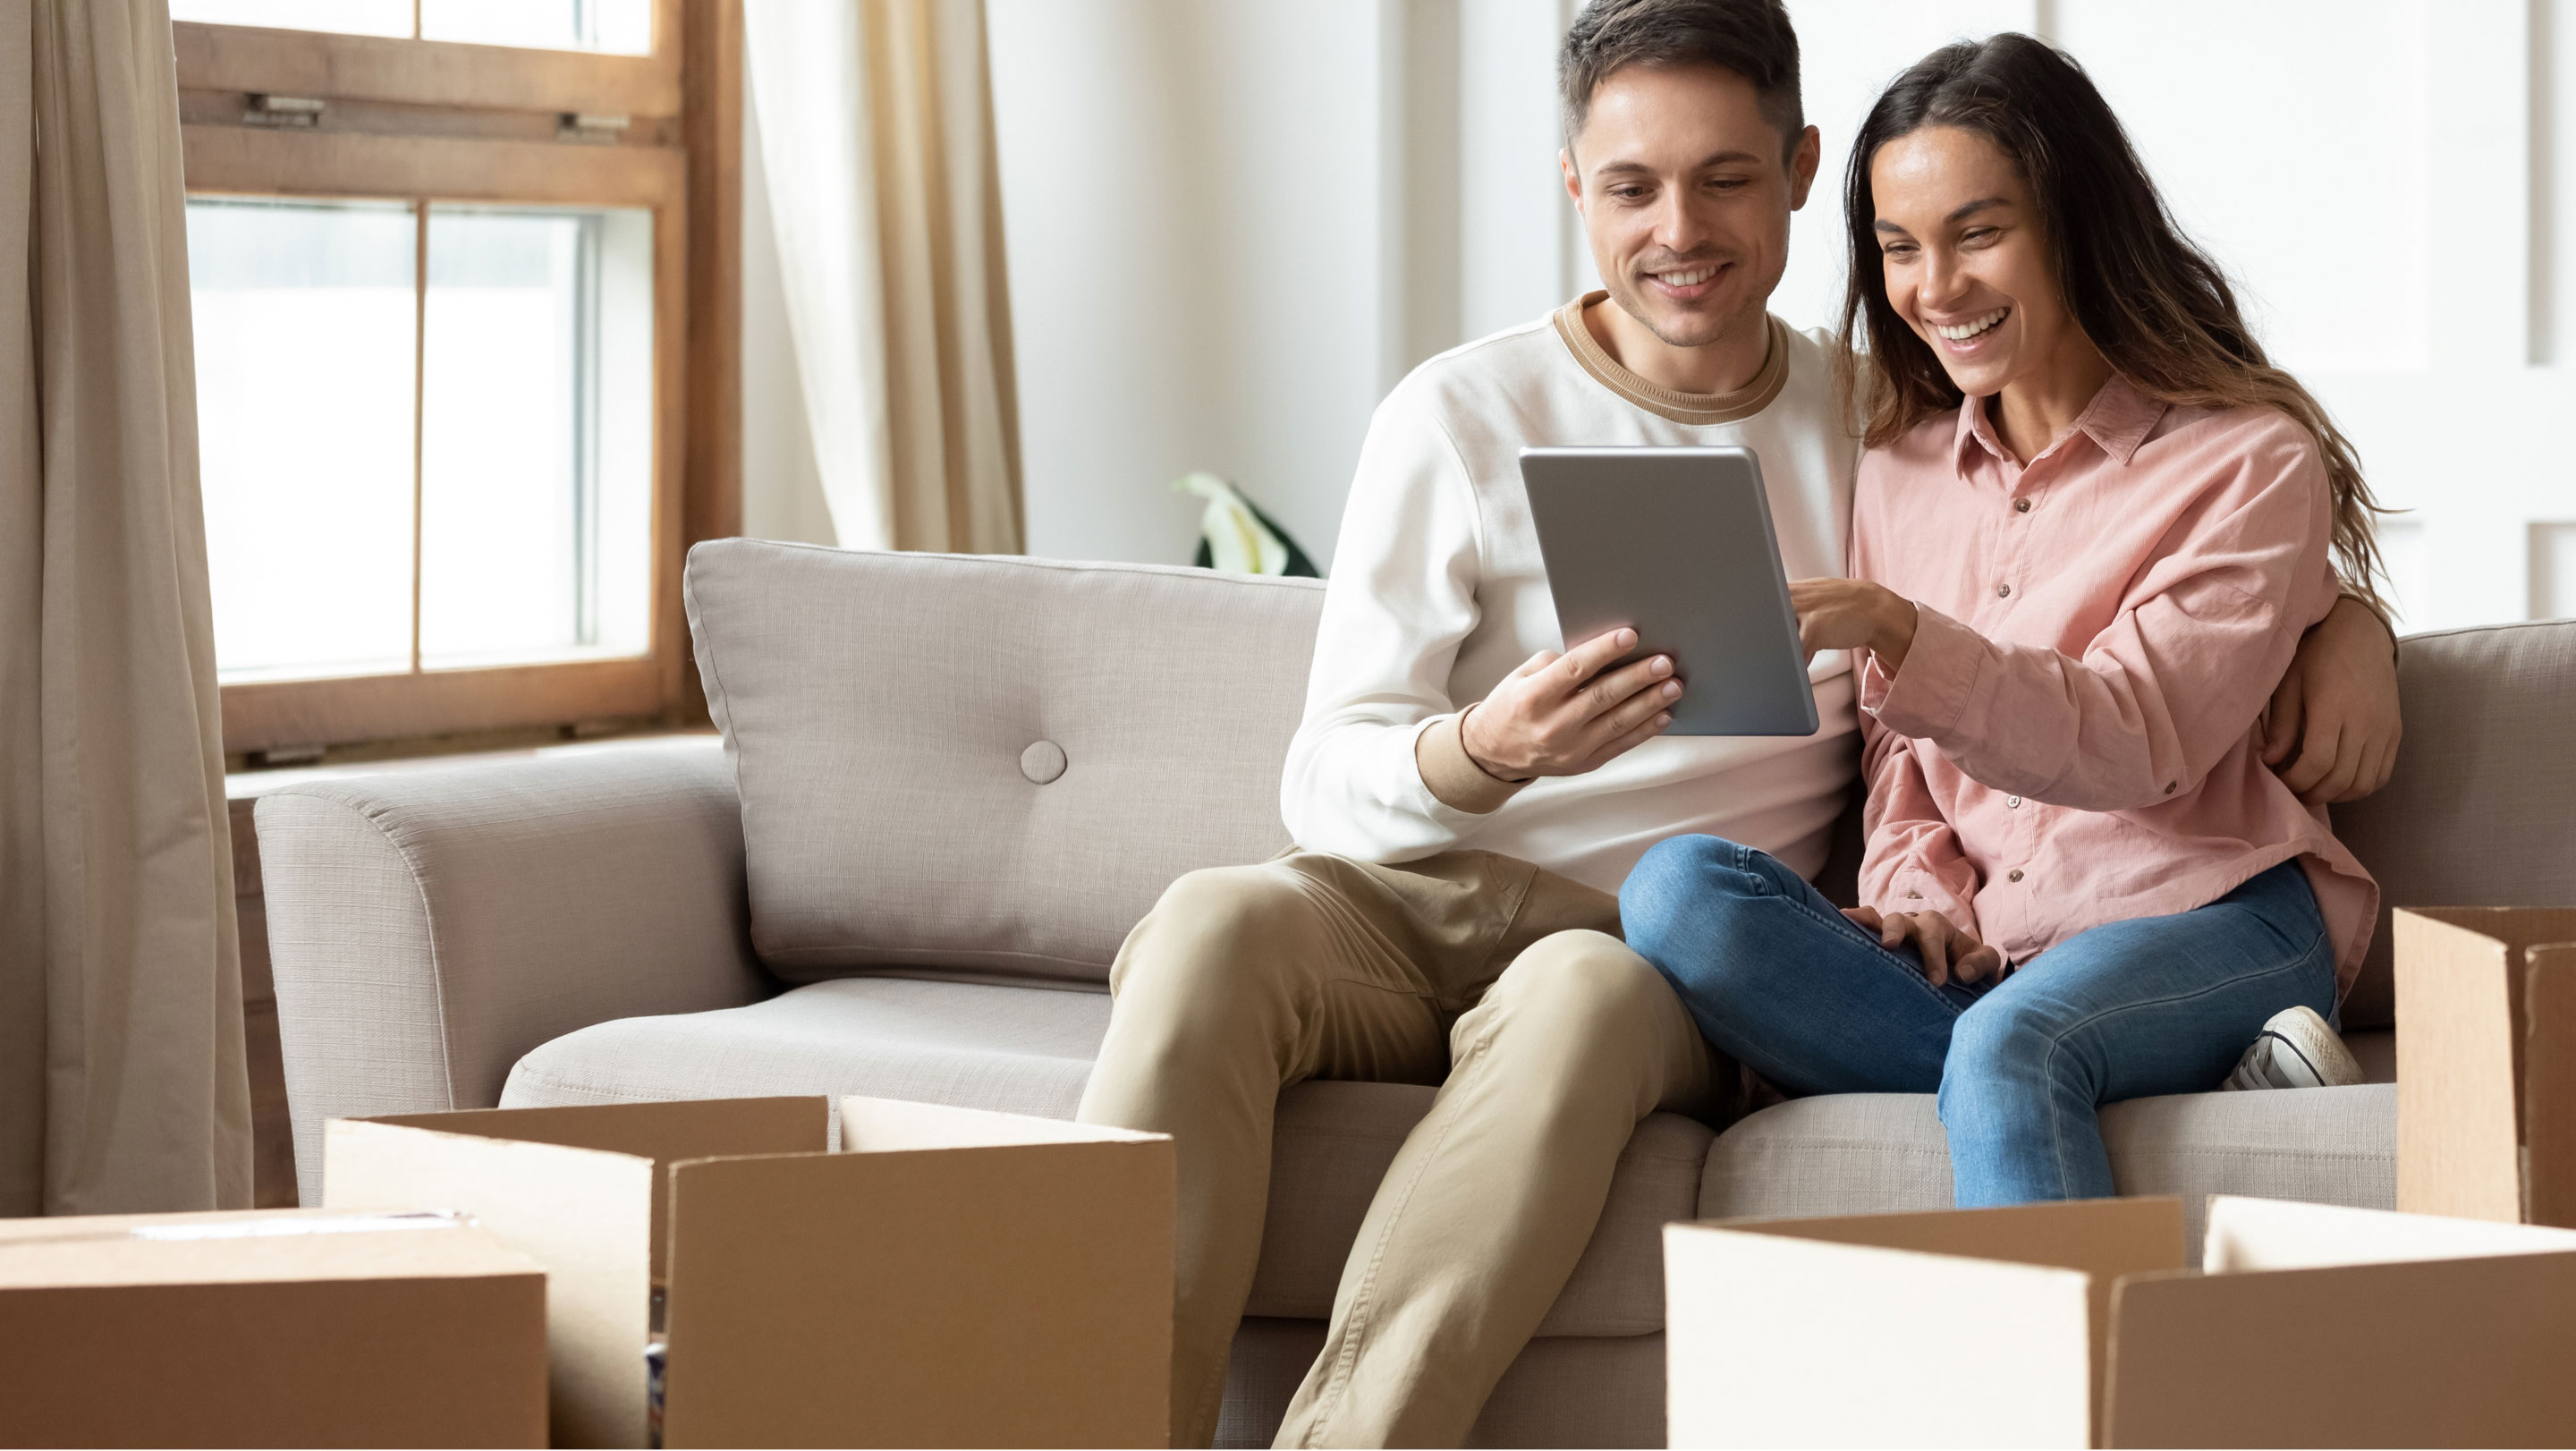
[1871,604,1986,740]
[1415,710,1527,815]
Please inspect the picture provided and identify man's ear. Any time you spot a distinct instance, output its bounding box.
[1560,148,1584,213]
[1787,124,1822,210]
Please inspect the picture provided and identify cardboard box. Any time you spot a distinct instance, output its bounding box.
[1665,1195,2576,1447]
[322,1094,1174,1448]
[2395,906,2576,1226]
[0,1207,547,1448]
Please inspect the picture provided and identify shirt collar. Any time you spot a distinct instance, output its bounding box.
[1952,373,2167,470]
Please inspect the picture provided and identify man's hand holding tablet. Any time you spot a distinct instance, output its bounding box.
[1458,627,1684,783]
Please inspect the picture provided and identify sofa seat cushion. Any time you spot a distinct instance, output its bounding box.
[1248,1082,1712,1337]
[501,977,1113,1119]
[1700,1084,2394,1252]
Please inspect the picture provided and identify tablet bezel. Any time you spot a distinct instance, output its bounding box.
[1519,445,1820,737]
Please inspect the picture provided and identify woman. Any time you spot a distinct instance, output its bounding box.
[1618,33,2383,1206]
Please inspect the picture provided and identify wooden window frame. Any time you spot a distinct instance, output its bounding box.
[177,1,741,757]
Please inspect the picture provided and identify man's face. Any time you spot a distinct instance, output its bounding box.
[1562,65,1819,352]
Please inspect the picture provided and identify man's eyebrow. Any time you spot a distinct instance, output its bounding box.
[1592,148,1765,178]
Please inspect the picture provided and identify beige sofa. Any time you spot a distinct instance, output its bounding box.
[258,541,2576,1448]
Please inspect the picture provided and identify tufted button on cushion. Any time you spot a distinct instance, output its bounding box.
[1020,740,1068,785]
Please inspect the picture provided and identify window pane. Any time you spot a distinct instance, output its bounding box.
[189,198,418,683]
[419,0,652,55]
[168,0,411,37]
[419,205,654,670]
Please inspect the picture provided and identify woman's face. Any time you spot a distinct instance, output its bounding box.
[1868,124,2078,400]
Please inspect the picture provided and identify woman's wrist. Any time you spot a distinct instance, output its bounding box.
[1871,587,1919,674]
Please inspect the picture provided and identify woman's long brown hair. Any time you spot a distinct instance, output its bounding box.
[1832,33,2391,613]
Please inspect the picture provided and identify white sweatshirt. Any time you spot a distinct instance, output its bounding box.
[1281,295,1862,893]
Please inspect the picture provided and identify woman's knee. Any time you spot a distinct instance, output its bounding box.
[1940,994,2090,1099]
[1622,836,1771,945]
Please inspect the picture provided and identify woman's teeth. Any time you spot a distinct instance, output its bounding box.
[1933,307,2009,341]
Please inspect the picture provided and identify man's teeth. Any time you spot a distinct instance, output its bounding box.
[1657,266,1717,288]
[1934,308,2009,341]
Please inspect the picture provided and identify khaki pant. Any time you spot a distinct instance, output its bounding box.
[1075,850,1724,1448]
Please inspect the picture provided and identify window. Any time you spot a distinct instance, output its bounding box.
[176,0,739,757]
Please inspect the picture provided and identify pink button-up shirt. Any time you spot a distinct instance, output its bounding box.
[1849,374,2377,992]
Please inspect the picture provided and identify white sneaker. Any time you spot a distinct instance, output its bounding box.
[2223,1005,2364,1090]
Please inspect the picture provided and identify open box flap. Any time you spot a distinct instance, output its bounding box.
[660,1137,1174,1448]
[363,1098,829,1276]
[2397,910,2537,1221]
[326,1117,656,1448]
[1665,1217,2107,1449]
[838,1094,1168,1152]
[2201,1194,2576,1271]
[2106,1245,2576,1447]
[0,1209,535,1288]
[2523,943,2576,1225]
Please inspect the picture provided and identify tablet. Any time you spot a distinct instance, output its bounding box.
[1520,445,1819,736]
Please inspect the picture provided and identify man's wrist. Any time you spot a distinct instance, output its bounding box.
[1457,702,1532,784]
[1418,709,1529,815]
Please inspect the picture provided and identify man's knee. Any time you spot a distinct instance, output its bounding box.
[1480,929,1678,1049]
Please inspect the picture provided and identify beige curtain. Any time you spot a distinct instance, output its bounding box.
[0,0,251,1217]
[744,0,1023,554]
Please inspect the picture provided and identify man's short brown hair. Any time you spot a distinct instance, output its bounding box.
[1559,0,1804,157]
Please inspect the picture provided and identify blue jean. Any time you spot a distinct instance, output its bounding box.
[1619,837,2337,1205]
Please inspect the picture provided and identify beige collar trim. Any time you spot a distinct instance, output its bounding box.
[1552,291,1792,426]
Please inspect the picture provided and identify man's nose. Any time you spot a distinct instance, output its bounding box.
[1652,191,1710,254]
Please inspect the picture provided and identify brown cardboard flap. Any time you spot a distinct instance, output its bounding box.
[2523,943,2576,1226]
[2396,910,2528,1220]
[1665,1218,2100,1448]
[2106,1251,2576,1447]
[840,1093,1168,1152]
[2203,1192,2576,1272]
[363,1097,828,1277]
[661,1137,1176,1448]
[1712,1196,2179,1443]
[326,1118,657,1449]
[0,1214,545,1448]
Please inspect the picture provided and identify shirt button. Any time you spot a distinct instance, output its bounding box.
[1906,890,1923,900]
[2007,795,2021,808]
[2014,497,2032,514]
[2165,781,2177,794]
[1996,583,2012,598]
[2007,869,2025,883]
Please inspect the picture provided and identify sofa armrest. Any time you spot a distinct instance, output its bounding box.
[256,737,769,1201]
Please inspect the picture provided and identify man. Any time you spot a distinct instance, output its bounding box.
[1078,2,2404,1446]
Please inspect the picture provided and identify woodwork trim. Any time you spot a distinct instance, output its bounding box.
[182,123,682,207]
[682,0,744,550]
[223,658,668,754]
[173,20,682,119]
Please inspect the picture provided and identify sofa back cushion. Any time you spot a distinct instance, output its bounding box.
[686,541,1323,987]
[2333,618,2576,1030]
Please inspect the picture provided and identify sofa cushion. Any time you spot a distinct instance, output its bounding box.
[684,541,1324,988]
[2333,618,2576,1029]
[1699,1084,2394,1254]
[500,977,1113,1119]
